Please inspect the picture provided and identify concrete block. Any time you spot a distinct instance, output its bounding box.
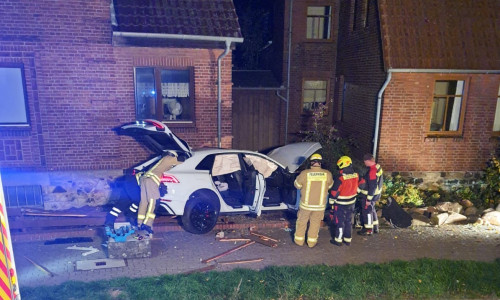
[108,233,152,259]
[76,259,126,271]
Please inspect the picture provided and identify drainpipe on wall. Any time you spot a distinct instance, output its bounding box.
[372,71,392,159]
[284,0,294,144]
[217,40,231,148]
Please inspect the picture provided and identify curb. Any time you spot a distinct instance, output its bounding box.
[11,219,293,243]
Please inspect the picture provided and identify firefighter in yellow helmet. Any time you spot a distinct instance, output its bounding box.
[137,150,180,235]
[329,155,359,246]
[294,153,333,248]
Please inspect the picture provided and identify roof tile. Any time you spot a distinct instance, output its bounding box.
[112,0,242,38]
[378,0,500,69]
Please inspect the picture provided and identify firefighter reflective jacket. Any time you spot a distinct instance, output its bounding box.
[294,166,333,211]
[142,156,180,186]
[359,163,383,200]
[330,166,359,205]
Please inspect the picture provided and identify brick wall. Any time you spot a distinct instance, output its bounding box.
[0,0,233,172]
[281,0,339,141]
[378,73,500,172]
[335,0,387,158]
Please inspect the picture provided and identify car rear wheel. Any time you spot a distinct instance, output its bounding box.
[181,194,220,234]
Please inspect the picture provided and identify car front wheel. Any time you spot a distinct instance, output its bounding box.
[181,194,220,234]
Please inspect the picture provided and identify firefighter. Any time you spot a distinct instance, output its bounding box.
[329,156,359,246]
[294,153,333,248]
[357,153,384,236]
[137,150,180,235]
[104,198,139,229]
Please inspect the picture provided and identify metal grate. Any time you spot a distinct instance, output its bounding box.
[2,185,43,207]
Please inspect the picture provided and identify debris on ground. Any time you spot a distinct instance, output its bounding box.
[24,256,55,277]
[66,245,100,256]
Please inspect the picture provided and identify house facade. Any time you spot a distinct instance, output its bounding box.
[336,0,500,180]
[0,0,242,209]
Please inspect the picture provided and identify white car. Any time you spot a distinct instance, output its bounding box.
[120,119,321,234]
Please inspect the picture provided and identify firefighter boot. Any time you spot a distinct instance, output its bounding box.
[330,239,343,247]
[373,225,380,234]
[357,228,373,236]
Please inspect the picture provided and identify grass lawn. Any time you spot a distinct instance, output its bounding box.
[21,258,500,300]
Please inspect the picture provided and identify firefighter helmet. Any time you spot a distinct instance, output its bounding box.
[337,156,352,169]
[310,153,323,162]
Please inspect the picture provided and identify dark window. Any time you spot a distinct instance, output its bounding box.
[135,67,194,123]
[0,64,29,126]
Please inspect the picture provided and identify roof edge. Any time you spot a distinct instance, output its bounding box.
[389,68,500,74]
[113,31,243,44]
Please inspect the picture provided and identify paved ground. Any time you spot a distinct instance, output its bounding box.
[13,218,500,288]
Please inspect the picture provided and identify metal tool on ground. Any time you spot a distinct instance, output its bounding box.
[182,264,217,274]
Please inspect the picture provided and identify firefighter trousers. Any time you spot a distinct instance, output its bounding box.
[104,198,139,227]
[138,177,161,228]
[361,195,379,229]
[331,203,355,243]
[294,209,324,248]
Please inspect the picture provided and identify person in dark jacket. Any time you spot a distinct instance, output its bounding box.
[358,153,383,236]
[329,156,359,246]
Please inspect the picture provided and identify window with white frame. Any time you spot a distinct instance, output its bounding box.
[302,80,327,112]
[0,64,29,126]
[135,67,194,122]
[429,80,467,134]
[493,84,500,134]
[306,6,332,39]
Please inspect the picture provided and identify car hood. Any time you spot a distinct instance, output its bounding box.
[266,142,321,173]
[118,120,192,157]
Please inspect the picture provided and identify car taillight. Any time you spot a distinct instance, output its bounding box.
[143,119,166,131]
[160,174,180,183]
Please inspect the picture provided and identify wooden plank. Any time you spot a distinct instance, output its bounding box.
[218,258,264,265]
[217,238,251,242]
[201,241,255,264]
[250,231,279,243]
[241,234,278,248]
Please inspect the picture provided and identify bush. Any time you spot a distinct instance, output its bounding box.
[299,103,356,174]
[482,156,500,208]
[381,175,424,207]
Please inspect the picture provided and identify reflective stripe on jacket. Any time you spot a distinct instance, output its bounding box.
[294,166,334,211]
[363,164,383,200]
[330,168,359,205]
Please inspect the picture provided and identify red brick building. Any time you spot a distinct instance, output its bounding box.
[336,0,500,175]
[0,0,242,208]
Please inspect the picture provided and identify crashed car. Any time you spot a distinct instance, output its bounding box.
[119,119,321,234]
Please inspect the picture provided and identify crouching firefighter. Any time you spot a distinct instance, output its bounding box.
[357,153,383,236]
[294,153,333,248]
[138,150,180,235]
[329,156,359,246]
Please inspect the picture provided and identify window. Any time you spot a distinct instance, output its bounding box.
[135,67,194,123]
[429,80,467,134]
[493,84,500,135]
[0,65,29,126]
[302,80,327,112]
[306,6,332,39]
